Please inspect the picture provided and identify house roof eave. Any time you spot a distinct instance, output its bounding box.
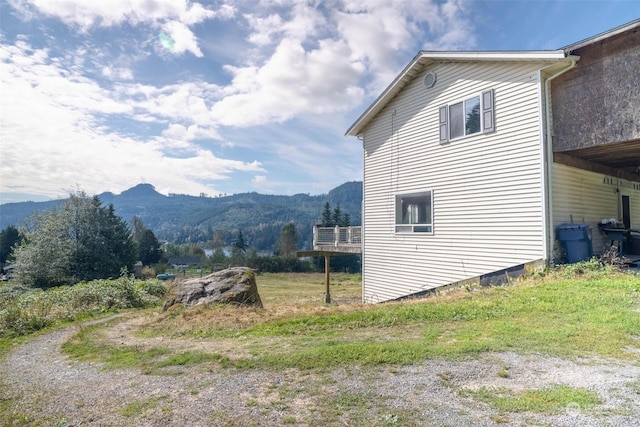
[345,50,568,138]
[562,18,640,53]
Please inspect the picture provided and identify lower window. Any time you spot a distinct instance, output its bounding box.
[395,191,433,233]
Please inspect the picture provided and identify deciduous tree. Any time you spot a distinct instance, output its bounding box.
[130,216,146,244]
[12,191,136,287]
[278,222,298,256]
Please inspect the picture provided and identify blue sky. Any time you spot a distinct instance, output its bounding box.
[1,0,638,204]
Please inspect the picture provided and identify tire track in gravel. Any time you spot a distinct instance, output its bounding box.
[3,315,640,426]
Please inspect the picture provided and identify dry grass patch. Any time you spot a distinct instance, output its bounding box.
[139,272,363,337]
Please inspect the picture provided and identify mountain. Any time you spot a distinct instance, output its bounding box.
[0,182,363,252]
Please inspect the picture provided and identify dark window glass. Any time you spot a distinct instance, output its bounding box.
[465,96,480,135]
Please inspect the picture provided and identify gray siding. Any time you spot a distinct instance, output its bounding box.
[362,61,548,302]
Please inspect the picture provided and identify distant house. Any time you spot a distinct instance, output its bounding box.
[167,257,201,268]
[346,20,640,303]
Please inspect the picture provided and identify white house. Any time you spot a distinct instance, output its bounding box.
[346,20,640,303]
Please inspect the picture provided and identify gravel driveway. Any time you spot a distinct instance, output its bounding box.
[2,316,640,426]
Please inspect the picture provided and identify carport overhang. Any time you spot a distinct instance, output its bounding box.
[554,138,640,183]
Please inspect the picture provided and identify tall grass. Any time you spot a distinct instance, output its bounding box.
[0,275,167,338]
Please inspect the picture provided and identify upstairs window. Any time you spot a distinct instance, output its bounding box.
[395,191,433,233]
[439,89,494,143]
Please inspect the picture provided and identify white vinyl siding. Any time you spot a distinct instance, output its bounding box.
[362,61,547,303]
[551,163,640,257]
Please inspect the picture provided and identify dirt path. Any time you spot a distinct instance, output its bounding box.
[2,315,640,426]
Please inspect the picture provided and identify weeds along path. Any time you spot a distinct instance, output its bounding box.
[3,314,640,426]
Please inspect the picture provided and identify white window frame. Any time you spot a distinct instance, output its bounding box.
[395,190,433,234]
[439,88,494,143]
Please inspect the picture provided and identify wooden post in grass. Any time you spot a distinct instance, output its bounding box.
[324,254,331,304]
[297,248,359,304]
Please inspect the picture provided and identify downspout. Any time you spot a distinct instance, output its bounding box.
[542,57,578,263]
[359,133,365,303]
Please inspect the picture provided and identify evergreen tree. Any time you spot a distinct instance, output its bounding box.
[0,225,21,266]
[321,202,332,226]
[233,231,247,253]
[340,213,351,227]
[138,228,162,265]
[466,101,481,135]
[229,230,248,266]
[332,204,342,227]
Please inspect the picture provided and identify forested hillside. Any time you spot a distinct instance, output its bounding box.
[1,182,362,252]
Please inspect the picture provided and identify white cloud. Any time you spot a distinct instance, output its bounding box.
[252,175,267,185]
[245,13,284,46]
[422,0,476,50]
[9,0,234,57]
[0,40,261,199]
[161,123,221,142]
[1,43,131,116]
[336,2,417,69]
[118,81,223,127]
[161,20,203,57]
[210,37,364,126]
[208,0,474,126]
[11,0,222,28]
[335,0,475,92]
[7,0,475,130]
[1,0,476,201]
[101,65,133,80]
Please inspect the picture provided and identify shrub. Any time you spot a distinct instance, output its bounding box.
[141,266,156,279]
[555,257,615,278]
[0,274,167,338]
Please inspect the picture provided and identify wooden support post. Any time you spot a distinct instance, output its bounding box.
[324,254,331,304]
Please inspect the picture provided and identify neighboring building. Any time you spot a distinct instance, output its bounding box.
[346,20,640,303]
[167,257,201,267]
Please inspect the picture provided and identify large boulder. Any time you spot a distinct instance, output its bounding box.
[163,267,263,310]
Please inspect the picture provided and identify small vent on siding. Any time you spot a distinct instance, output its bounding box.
[423,72,437,89]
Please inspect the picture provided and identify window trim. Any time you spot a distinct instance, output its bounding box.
[395,190,434,234]
[439,88,494,143]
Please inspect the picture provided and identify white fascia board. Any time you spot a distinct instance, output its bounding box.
[419,50,567,61]
[345,50,567,137]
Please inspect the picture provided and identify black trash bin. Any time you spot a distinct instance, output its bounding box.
[630,235,640,255]
[556,223,593,263]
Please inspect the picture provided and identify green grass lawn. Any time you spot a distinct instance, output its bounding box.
[60,265,640,373]
[2,264,640,426]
